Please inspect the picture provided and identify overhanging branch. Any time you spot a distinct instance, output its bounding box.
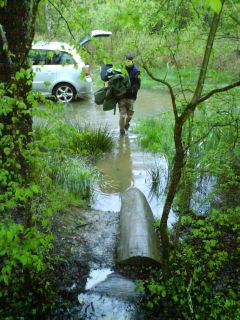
[48,0,76,41]
[180,80,240,123]
[142,64,178,120]
[197,80,240,104]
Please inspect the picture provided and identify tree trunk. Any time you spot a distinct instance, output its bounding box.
[160,4,225,276]
[0,0,40,226]
[160,120,185,274]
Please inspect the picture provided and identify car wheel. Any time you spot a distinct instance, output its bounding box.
[53,83,76,103]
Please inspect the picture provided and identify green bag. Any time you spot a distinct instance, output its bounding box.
[103,98,117,111]
[94,87,107,105]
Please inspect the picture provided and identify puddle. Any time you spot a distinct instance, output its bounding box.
[62,88,172,130]
[78,293,136,320]
[78,270,138,320]
[92,133,176,226]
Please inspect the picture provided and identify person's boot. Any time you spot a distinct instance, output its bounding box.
[124,122,130,130]
[125,116,132,130]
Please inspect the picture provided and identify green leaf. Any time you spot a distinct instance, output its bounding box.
[3,147,11,156]
[147,301,154,309]
[208,0,222,13]
[161,289,166,297]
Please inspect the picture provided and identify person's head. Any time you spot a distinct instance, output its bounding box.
[125,53,135,67]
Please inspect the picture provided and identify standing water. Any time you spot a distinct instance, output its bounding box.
[61,88,174,319]
[63,88,173,221]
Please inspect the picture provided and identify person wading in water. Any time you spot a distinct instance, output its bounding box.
[117,53,141,135]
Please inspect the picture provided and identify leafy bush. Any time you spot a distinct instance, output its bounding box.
[139,208,240,319]
[45,153,99,199]
[0,220,55,318]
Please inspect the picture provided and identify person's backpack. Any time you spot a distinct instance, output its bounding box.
[100,64,113,81]
[100,64,122,81]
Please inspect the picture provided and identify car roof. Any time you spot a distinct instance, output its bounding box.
[32,41,84,65]
[32,42,73,52]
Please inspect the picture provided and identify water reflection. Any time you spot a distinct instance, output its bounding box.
[62,88,172,130]
[98,135,133,193]
[92,133,176,226]
[85,268,113,290]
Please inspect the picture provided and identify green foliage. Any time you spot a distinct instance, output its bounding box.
[32,116,114,202]
[0,219,55,318]
[135,111,175,164]
[34,118,114,158]
[140,208,240,319]
[0,220,53,285]
[136,78,239,320]
[45,153,99,199]
[68,120,114,157]
[208,0,223,13]
[0,0,7,8]
[0,68,113,316]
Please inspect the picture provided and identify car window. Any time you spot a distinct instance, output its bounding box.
[29,49,46,65]
[54,52,76,65]
[45,50,55,65]
[29,49,76,66]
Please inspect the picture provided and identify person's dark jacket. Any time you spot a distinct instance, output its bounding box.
[123,64,141,100]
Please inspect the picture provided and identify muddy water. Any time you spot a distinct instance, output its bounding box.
[61,89,174,319]
[62,88,172,129]
[62,88,175,224]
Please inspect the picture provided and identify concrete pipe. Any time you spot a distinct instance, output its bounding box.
[117,187,161,266]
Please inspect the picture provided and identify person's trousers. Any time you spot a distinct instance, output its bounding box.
[118,98,135,130]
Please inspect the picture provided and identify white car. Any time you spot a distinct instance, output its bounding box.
[30,41,92,102]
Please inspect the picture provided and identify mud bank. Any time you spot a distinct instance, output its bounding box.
[50,206,120,318]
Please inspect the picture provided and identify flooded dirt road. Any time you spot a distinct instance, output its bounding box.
[53,88,174,319]
[62,88,175,223]
[62,88,172,129]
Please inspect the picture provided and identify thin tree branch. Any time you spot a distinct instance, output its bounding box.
[187,121,238,150]
[142,64,178,120]
[198,80,240,104]
[48,0,76,41]
[180,80,240,124]
[168,45,188,104]
[191,1,225,104]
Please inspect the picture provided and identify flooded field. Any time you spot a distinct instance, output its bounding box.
[61,88,174,223]
[51,88,174,319]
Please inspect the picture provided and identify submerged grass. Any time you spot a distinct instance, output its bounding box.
[68,120,114,157]
[45,153,99,199]
[33,117,114,203]
[148,165,165,199]
[135,111,175,163]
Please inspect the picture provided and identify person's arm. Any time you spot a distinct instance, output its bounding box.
[131,71,141,93]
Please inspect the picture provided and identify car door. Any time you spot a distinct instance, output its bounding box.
[31,49,56,94]
[54,51,78,84]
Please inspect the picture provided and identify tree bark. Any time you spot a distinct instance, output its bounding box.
[0,0,40,226]
[159,2,226,276]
